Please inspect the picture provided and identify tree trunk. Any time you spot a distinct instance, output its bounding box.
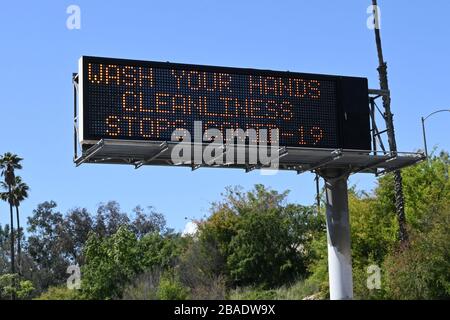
[8,186,15,274]
[371,0,409,245]
[8,185,16,300]
[16,205,21,276]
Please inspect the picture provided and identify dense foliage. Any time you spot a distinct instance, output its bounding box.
[0,151,448,300]
[197,185,324,288]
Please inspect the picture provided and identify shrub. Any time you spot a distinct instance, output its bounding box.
[0,274,35,300]
[178,239,227,299]
[383,203,450,299]
[157,274,189,300]
[228,287,277,300]
[122,269,161,300]
[35,286,82,300]
[275,278,322,300]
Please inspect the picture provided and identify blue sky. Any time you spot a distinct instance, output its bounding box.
[0,1,449,232]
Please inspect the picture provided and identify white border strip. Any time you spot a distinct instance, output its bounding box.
[78,56,84,144]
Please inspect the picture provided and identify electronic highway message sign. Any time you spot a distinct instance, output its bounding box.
[78,56,370,150]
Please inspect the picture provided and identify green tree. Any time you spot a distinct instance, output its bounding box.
[131,205,169,238]
[25,200,171,294]
[305,152,450,299]
[82,225,185,299]
[59,207,94,264]
[94,201,130,237]
[0,274,34,300]
[138,232,185,270]
[27,201,68,290]
[350,152,449,299]
[82,226,139,299]
[198,185,323,288]
[401,151,449,230]
[383,202,450,299]
[381,153,450,299]
[1,176,29,274]
[0,224,11,274]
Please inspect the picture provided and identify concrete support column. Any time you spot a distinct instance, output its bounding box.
[322,169,353,300]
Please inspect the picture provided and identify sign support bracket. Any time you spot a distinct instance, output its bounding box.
[350,153,396,175]
[296,149,343,174]
[134,142,169,169]
[74,139,105,167]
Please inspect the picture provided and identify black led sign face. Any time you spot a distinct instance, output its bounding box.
[78,56,370,150]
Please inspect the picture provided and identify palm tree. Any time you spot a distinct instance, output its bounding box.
[12,177,28,274]
[1,176,29,274]
[0,153,23,275]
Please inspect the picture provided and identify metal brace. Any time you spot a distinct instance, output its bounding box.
[376,153,426,176]
[243,147,288,173]
[297,149,343,174]
[74,139,105,167]
[351,153,396,175]
[134,142,169,169]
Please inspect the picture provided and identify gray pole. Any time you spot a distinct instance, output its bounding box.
[322,169,353,300]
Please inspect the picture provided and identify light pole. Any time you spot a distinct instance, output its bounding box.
[421,109,450,158]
